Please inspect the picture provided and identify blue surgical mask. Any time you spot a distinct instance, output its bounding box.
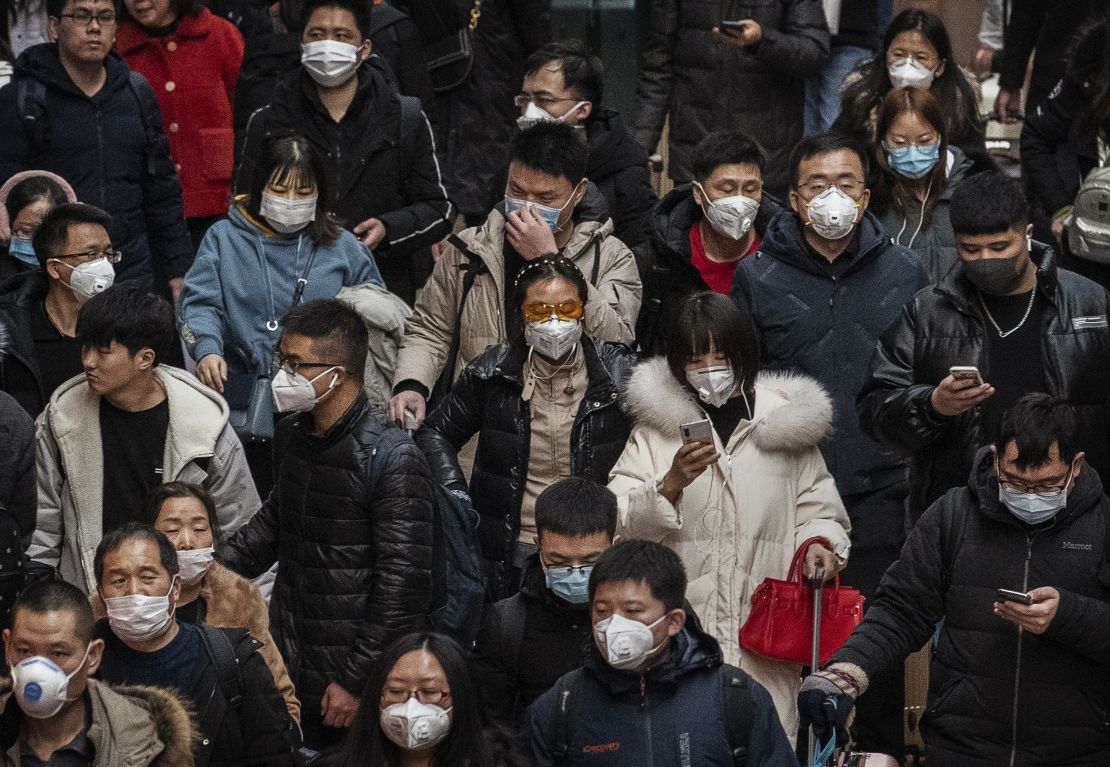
[544,564,593,604]
[504,191,576,233]
[8,237,38,268]
[887,144,940,180]
[998,468,1072,525]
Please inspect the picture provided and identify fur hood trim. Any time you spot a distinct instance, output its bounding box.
[113,683,197,767]
[624,358,833,452]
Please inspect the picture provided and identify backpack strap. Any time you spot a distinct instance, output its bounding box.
[430,234,485,403]
[199,625,245,709]
[550,668,584,765]
[16,78,49,150]
[719,665,753,767]
[498,594,527,706]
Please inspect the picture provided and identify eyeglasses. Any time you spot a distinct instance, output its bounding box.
[514,93,579,110]
[797,179,864,199]
[996,467,1073,497]
[380,686,451,707]
[57,10,117,26]
[272,354,342,377]
[53,249,122,264]
[521,299,584,323]
[542,563,595,578]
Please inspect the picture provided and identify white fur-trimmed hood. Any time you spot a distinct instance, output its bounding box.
[624,358,833,452]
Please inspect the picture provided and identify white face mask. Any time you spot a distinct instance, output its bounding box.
[593,613,667,671]
[260,191,317,234]
[10,645,92,719]
[176,547,215,586]
[516,100,587,131]
[103,579,176,643]
[54,257,115,304]
[301,39,361,87]
[695,182,759,241]
[887,56,936,89]
[270,366,340,413]
[379,697,453,751]
[524,318,582,360]
[685,364,736,409]
[805,186,859,240]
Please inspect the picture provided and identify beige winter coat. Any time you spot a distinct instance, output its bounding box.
[608,360,851,737]
[393,209,641,391]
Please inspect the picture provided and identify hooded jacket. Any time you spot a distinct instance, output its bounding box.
[0,270,52,417]
[30,366,260,589]
[0,678,195,767]
[178,204,382,375]
[0,44,192,288]
[393,208,642,394]
[636,184,783,356]
[733,208,926,498]
[830,448,1110,767]
[585,110,657,249]
[525,619,797,767]
[607,361,851,735]
[857,245,1110,523]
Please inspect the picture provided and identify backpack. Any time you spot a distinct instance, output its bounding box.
[336,282,412,409]
[549,665,754,766]
[1066,165,1110,265]
[426,482,486,645]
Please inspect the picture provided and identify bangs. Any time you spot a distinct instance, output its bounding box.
[268,160,316,192]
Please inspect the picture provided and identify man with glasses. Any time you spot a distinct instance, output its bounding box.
[801,393,1110,767]
[219,298,436,750]
[0,0,192,296]
[30,283,259,589]
[731,132,926,759]
[0,202,119,416]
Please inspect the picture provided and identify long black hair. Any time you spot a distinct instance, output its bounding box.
[245,135,341,246]
[666,292,760,404]
[338,633,527,767]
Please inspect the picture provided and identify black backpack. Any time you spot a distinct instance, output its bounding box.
[426,482,486,646]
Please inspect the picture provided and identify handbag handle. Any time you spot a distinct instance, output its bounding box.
[788,536,843,599]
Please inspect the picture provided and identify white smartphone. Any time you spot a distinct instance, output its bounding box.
[404,410,418,434]
[680,419,713,445]
[949,366,984,386]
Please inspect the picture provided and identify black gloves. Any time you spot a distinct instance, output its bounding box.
[798,673,855,748]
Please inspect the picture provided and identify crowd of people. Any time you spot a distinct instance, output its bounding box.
[0,0,1109,765]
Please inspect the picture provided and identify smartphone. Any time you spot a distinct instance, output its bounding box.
[404,410,418,435]
[719,20,747,31]
[949,366,984,386]
[996,588,1034,605]
[680,419,713,445]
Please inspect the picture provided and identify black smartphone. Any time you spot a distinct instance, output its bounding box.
[719,20,747,32]
[996,588,1034,605]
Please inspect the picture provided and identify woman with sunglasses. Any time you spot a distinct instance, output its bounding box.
[418,256,636,600]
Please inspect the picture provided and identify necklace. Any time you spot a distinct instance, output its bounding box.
[978,278,1037,338]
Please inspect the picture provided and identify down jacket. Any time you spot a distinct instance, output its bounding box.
[607,361,851,736]
[830,449,1110,767]
[584,109,657,249]
[857,245,1110,523]
[420,337,635,599]
[218,393,436,707]
[630,0,830,194]
[393,207,642,394]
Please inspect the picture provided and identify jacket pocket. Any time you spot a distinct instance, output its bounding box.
[199,127,234,182]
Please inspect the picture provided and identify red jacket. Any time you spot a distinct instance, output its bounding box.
[116,9,244,218]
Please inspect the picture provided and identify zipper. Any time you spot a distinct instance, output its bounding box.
[1008,533,1034,767]
[641,676,654,767]
[96,108,106,208]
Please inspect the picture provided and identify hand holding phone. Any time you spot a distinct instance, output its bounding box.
[680,418,713,445]
[714,18,762,47]
[949,366,983,386]
[932,366,994,417]
[996,588,1034,605]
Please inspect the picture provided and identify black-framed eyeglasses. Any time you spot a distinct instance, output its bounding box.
[380,686,451,707]
[797,179,865,199]
[513,93,579,110]
[996,466,1073,497]
[57,10,117,26]
[53,249,122,264]
[272,354,342,377]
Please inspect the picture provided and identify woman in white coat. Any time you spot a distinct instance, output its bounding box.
[608,292,851,738]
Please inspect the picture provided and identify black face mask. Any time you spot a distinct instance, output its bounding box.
[962,252,1026,295]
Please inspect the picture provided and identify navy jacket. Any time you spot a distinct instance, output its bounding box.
[0,44,192,289]
[732,209,926,498]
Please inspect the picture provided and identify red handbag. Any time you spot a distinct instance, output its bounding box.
[739,536,864,666]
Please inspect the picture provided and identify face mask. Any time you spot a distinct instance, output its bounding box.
[685,364,736,409]
[260,191,317,235]
[176,547,215,586]
[103,579,176,643]
[9,645,92,719]
[887,144,940,179]
[962,252,1025,296]
[695,182,759,241]
[593,613,667,671]
[504,190,578,234]
[524,318,582,360]
[301,39,360,87]
[8,236,38,268]
[888,57,936,89]
[270,366,339,413]
[379,697,452,751]
[516,100,587,131]
[805,186,859,240]
[998,468,1072,525]
[544,565,592,604]
[54,257,115,304]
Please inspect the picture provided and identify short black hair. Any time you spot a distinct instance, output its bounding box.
[93,523,180,588]
[996,394,1080,471]
[535,478,618,539]
[789,132,870,191]
[145,481,221,544]
[949,171,1029,236]
[667,292,761,403]
[510,123,589,187]
[76,285,175,367]
[32,202,112,271]
[524,40,605,105]
[299,0,371,40]
[691,130,768,182]
[11,580,96,645]
[512,255,589,309]
[46,0,121,19]
[280,298,368,383]
[5,174,70,228]
[589,540,686,611]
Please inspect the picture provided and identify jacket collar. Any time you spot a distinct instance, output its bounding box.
[115,8,215,53]
[584,619,723,696]
[291,391,371,446]
[483,336,619,402]
[935,242,1060,317]
[758,207,894,279]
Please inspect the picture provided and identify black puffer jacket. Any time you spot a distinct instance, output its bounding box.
[636,184,782,356]
[0,270,52,417]
[831,448,1110,767]
[630,0,829,195]
[420,337,635,599]
[586,109,656,249]
[219,393,436,705]
[857,245,1110,522]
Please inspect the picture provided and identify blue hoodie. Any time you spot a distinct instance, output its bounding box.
[179,204,382,375]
